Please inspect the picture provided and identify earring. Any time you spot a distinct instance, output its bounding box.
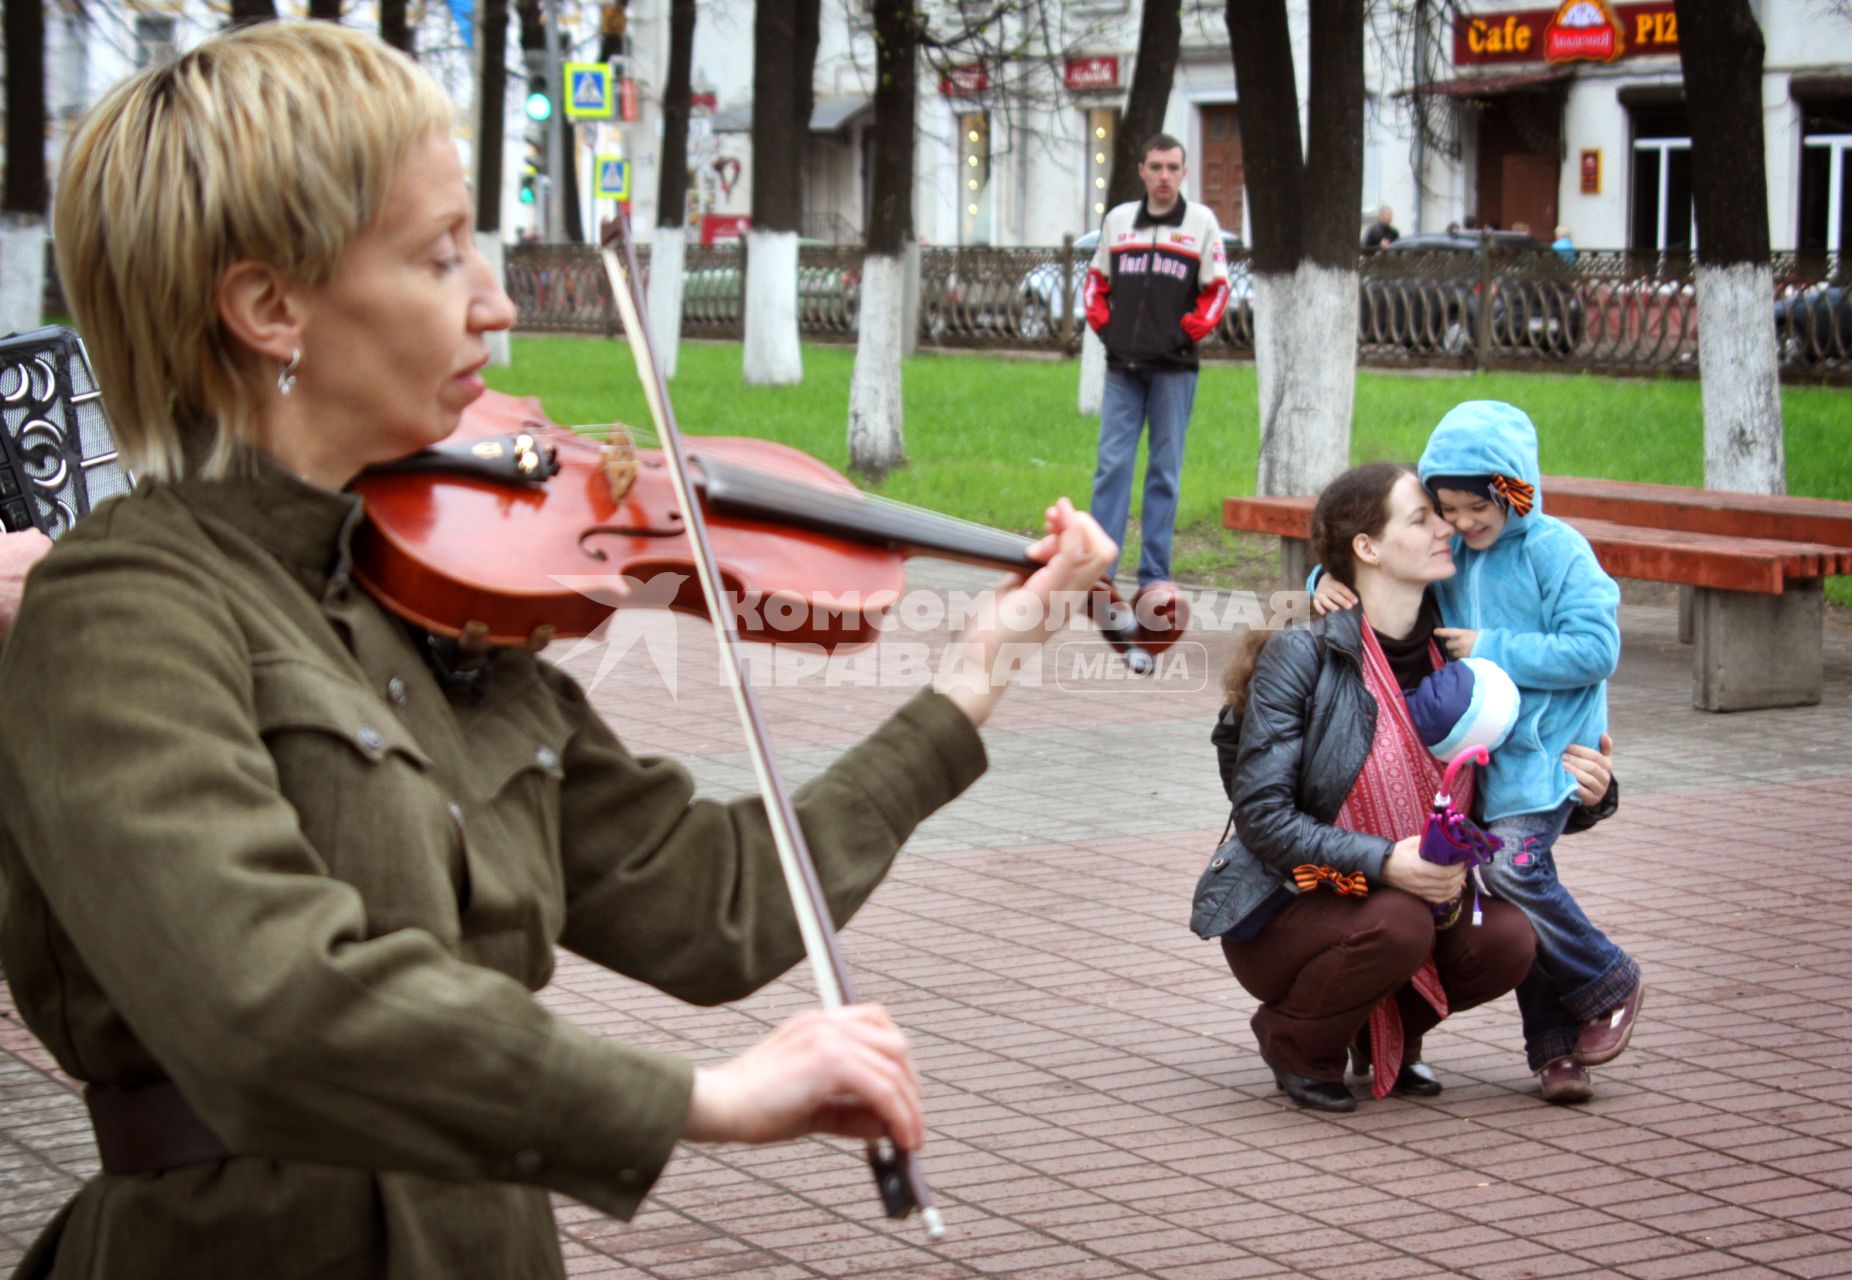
[277,348,301,397]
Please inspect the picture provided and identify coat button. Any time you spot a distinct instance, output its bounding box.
[535,745,559,770]
[356,725,385,756]
[386,677,408,706]
[512,1149,543,1176]
[618,1168,642,1188]
[1210,858,1228,870]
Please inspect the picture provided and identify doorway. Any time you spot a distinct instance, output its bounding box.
[1199,104,1244,238]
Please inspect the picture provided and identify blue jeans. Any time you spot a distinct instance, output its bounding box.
[1480,801,1640,1070]
[1092,367,1197,588]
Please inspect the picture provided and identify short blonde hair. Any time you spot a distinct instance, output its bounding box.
[53,23,453,480]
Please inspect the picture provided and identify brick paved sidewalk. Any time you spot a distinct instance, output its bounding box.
[5,565,1852,1280]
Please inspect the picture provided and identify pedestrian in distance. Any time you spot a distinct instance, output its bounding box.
[1082,132,1230,598]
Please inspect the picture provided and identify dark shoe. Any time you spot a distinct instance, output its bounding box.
[1538,1056,1594,1105]
[1393,1061,1443,1097]
[1272,1067,1357,1113]
[1347,1046,1443,1097]
[1574,980,1645,1067]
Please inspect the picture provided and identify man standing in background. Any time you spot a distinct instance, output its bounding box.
[1082,134,1229,591]
[1364,205,1401,251]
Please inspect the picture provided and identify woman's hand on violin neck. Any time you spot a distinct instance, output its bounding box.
[934,499,1118,727]
[683,1005,924,1151]
[1381,836,1467,904]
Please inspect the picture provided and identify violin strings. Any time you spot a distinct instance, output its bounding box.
[564,419,1040,553]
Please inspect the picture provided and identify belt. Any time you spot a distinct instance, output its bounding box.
[84,1079,236,1176]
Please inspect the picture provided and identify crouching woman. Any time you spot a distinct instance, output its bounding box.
[1190,462,1546,1112]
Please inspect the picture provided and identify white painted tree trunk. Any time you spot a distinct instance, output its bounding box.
[847,253,907,478]
[900,238,921,359]
[646,225,687,380]
[1077,327,1106,415]
[1252,263,1359,495]
[743,228,802,385]
[474,231,511,367]
[1,215,48,338]
[1695,262,1785,494]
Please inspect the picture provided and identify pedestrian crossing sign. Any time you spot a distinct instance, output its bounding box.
[595,156,631,201]
[563,62,614,119]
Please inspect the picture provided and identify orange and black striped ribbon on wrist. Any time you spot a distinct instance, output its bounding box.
[1293,864,1371,897]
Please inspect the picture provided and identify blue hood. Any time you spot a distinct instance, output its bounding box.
[1418,400,1544,543]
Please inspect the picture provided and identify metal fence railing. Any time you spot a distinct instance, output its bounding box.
[505,241,1851,383]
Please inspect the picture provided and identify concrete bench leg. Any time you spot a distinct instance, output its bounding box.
[1280,537,1312,593]
[1678,586,1693,645]
[1691,580,1823,712]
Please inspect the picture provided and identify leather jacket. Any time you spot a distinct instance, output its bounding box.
[1190,608,1392,940]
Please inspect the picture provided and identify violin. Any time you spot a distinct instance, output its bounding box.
[351,390,1188,665]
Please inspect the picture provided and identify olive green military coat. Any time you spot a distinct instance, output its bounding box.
[0,465,985,1279]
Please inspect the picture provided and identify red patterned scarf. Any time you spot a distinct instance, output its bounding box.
[1334,622,1462,1099]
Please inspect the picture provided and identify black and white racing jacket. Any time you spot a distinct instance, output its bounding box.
[1083,197,1230,373]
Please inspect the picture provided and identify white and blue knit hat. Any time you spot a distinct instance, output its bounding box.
[1407,656,1521,759]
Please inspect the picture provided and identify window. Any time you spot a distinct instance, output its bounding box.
[1629,107,1693,253]
[959,111,991,245]
[1084,108,1117,228]
[135,13,177,70]
[1798,98,1852,254]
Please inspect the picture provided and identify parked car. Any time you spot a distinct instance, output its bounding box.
[1366,231,1585,356]
[1015,228,1251,343]
[680,239,860,330]
[1774,283,1851,366]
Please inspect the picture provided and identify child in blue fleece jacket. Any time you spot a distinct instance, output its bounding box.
[1316,401,1644,1104]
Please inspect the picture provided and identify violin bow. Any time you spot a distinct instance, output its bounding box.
[596,215,945,1242]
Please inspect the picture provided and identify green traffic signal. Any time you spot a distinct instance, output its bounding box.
[525,91,552,122]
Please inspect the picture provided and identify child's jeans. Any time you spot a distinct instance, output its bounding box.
[1480,799,1640,1071]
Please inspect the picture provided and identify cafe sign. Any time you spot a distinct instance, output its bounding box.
[1064,56,1120,92]
[1454,1,1678,66]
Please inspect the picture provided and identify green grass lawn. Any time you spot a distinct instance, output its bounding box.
[487,336,1851,597]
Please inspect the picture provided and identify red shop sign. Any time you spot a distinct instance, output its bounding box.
[1064,55,1120,92]
[1453,2,1677,65]
[940,63,989,97]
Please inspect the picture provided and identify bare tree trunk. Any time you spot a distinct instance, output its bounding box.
[744,0,820,384]
[1673,0,1784,494]
[1228,0,1363,496]
[381,0,415,54]
[2,0,48,336]
[477,0,512,366]
[228,0,278,27]
[648,0,696,378]
[307,0,344,21]
[847,0,919,479]
[1106,0,1183,210]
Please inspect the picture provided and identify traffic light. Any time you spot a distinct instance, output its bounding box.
[521,127,546,208]
[524,71,552,122]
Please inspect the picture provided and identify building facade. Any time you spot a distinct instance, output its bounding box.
[15,0,1849,255]
[620,0,1850,254]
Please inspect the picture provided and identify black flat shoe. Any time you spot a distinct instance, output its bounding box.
[1271,1067,1357,1113]
[1393,1061,1443,1097]
[1347,1047,1443,1097]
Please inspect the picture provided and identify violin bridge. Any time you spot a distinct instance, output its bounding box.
[600,423,639,504]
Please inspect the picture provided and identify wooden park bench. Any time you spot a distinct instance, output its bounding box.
[1223,480,1852,712]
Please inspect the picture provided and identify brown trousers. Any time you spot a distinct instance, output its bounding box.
[1222,886,1536,1081]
